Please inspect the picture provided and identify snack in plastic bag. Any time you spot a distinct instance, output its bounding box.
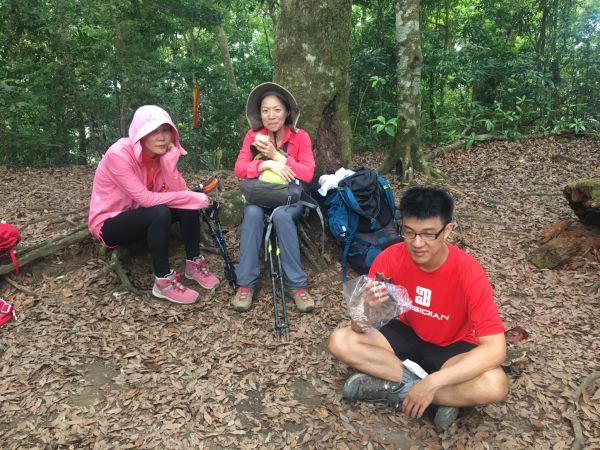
[343,274,412,331]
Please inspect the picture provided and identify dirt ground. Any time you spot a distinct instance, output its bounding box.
[1,136,599,449]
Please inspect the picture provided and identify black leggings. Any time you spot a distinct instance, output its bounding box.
[101,205,200,277]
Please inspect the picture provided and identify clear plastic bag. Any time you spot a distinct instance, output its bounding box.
[343,275,412,331]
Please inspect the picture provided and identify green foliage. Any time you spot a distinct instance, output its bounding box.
[370,115,397,137]
[0,0,273,168]
[351,0,599,153]
[0,0,598,168]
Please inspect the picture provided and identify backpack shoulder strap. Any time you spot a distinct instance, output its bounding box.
[378,175,399,230]
[340,186,371,219]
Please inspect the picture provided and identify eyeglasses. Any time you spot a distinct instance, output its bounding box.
[401,225,447,241]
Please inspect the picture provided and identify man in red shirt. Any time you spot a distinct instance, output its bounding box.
[327,186,508,430]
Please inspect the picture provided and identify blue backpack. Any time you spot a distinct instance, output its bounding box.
[325,167,401,281]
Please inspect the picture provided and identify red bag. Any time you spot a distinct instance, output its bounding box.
[0,298,17,327]
[0,222,21,275]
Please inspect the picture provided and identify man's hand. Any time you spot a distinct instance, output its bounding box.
[350,319,366,334]
[401,377,437,418]
[362,280,390,310]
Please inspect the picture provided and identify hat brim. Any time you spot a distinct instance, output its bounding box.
[246,82,300,131]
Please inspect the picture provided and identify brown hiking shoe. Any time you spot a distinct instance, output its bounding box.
[232,286,254,312]
[288,288,314,313]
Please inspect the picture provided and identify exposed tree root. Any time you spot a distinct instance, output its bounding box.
[566,371,600,450]
[99,249,146,296]
[4,276,37,295]
[298,221,327,272]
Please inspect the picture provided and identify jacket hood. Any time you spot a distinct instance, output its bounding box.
[128,105,186,160]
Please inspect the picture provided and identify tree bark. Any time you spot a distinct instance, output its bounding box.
[528,219,600,269]
[381,0,430,180]
[537,0,549,67]
[213,25,238,94]
[0,226,91,276]
[563,178,600,226]
[112,16,129,136]
[273,0,353,175]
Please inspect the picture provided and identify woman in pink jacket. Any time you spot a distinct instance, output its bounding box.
[88,105,219,304]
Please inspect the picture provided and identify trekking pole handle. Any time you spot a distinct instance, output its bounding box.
[192,176,219,194]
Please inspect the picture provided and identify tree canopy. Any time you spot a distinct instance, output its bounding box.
[1,0,598,168]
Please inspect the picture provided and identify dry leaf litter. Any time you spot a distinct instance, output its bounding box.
[0,136,599,449]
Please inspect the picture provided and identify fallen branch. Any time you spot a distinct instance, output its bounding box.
[426,133,547,161]
[426,141,465,161]
[588,282,600,295]
[551,153,580,164]
[4,276,37,295]
[498,229,531,236]
[50,212,87,226]
[566,371,600,450]
[521,192,563,197]
[0,225,91,275]
[456,213,505,226]
[23,206,88,228]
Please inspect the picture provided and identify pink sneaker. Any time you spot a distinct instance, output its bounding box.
[185,256,220,289]
[152,271,199,304]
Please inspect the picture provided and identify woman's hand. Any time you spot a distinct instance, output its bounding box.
[254,139,286,162]
[261,160,296,183]
[161,143,181,174]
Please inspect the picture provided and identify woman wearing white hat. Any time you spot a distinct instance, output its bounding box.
[233,83,316,313]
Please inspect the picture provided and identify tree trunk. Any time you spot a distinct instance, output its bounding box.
[439,0,450,119]
[380,0,429,180]
[528,219,600,269]
[112,16,129,136]
[213,25,238,94]
[0,226,91,276]
[549,0,560,84]
[273,0,353,175]
[537,0,548,69]
[563,178,600,226]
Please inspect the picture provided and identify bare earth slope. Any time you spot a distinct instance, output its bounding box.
[0,136,598,449]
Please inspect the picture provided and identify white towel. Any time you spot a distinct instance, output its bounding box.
[317,167,355,196]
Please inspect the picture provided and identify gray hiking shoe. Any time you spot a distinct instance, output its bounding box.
[342,369,420,407]
[434,406,460,431]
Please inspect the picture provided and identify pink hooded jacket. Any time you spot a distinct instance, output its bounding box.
[88,105,208,243]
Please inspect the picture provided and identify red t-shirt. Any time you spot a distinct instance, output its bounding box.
[369,243,505,346]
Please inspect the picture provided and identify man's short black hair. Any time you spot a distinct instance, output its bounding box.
[399,186,454,225]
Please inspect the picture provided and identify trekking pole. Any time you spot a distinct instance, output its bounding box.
[274,233,290,340]
[267,230,289,341]
[267,234,282,340]
[193,178,237,288]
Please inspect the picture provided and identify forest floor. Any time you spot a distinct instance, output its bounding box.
[1,136,599,450]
